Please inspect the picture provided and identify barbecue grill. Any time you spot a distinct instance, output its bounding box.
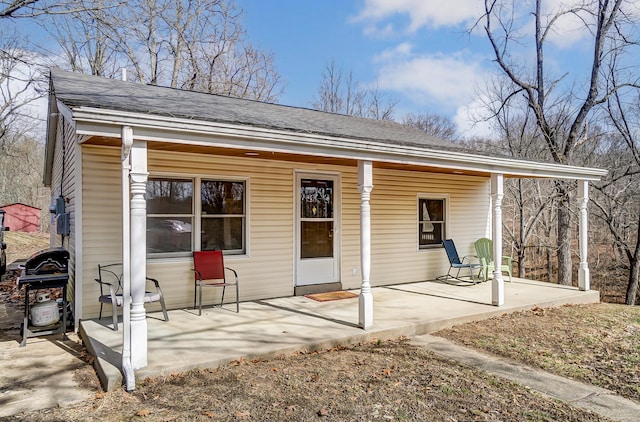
[18,247,70,347]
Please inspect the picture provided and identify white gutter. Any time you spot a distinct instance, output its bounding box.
[68,106,608,181]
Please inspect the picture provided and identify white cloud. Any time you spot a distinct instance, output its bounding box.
[2,54,48,140]
[454,98,497,140]
[354,0,483,33]
[373,42,413,63]
[374,49,485,111]
[541,4,592,49]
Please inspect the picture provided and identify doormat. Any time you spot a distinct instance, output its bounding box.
[304,291,359,302]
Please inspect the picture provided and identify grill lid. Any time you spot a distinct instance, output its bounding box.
[24,247,70,275]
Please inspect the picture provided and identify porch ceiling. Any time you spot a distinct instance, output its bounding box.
[84,135,505,179]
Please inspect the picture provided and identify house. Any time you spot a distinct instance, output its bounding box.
[44,69,606,369]
[0,203,41,232]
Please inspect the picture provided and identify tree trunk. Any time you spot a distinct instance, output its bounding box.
[546,246,553,282]
[626,258,639,305]
[518,249,526,278]
[556,181,573,285]
[518,179,526,278]
[625,219,640,305]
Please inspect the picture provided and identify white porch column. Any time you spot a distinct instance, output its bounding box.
[578,180,590,291]
[121,126,135,390]
[358,160,373,329]
[491,173,505,306]
[129,140,149,368]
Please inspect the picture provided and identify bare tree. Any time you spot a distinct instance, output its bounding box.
[0,32,50,220]
[38,0,283,102]
[402,112,458,141]
[312,60,396,120]
[591,83,640,304]
[0,0,118,18]
[43,2,120,77]
[0,32,43,149]
[471,75,562,280]
[479,0,639,285]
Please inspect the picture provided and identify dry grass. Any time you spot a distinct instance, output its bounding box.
[3,231,50,265]
[13,305,637,421]
[13,338,609,422]
[437,303,640,403]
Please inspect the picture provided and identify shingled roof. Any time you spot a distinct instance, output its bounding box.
[49,68,462,152]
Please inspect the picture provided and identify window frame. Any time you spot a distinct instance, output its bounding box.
[146,174,249,259]
[200,178,247,255]
[146,177,195,257]
[417,194,448,250]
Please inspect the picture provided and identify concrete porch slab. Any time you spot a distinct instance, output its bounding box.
[80,278,599,391]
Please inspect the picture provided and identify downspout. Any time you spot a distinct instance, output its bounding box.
[121,124,135,392]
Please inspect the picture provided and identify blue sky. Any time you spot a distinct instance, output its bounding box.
[9,0,614,139]
[235,0,600,138]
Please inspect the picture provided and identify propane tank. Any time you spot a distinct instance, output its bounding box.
[30,292,60,326]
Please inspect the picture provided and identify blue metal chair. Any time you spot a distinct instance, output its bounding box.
[441,239,481,283]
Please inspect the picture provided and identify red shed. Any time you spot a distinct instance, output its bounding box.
[0,203,41,232]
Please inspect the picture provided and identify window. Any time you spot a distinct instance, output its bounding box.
[300,178,334,259]
[201,180,245,253]
[146,177,246,256]
[418,197,446,249]
[147,178,193,254]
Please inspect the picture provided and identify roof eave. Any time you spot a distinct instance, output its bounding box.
[67,105,608,182]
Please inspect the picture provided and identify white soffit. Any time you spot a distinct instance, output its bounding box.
[70,106,607,181]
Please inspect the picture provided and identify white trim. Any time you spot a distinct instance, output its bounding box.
[491,174,505,306]
[145,174,251,259]
[67,107,607,181]
[416,193,450,251]
[578,180,590,291]
[73,141,83,327]
[358,160,374,329]
[294,170,341,286]
[56,100,75,130]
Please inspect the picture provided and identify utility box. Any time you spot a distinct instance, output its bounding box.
[55,213,70,236]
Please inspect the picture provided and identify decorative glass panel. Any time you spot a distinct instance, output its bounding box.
[146,179,192,214]
[147,217,192,253]
[419,198,445,248]
[300,179,333,219]
[201,217,244,251]
[301,221,333,258]
[201,181,244,215]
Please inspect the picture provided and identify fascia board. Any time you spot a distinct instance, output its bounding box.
[69,106,608,181]
[56,100,75,127]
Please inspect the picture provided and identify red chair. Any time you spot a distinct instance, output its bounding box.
[193,250,239,315]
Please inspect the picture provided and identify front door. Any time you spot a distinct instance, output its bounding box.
[295,174,339,286]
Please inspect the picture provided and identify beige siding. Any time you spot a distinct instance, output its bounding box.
[79,145,491,318]
[343,168,490,289]
[49,117,79,309]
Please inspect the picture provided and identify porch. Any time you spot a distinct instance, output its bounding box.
[80,277,599,391]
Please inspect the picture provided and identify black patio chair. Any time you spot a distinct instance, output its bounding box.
[440,239,481,284]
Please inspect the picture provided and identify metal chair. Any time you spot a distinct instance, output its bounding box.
[441,239,481,283]
[193,250,239,315]
[474,237,513,282]
[95,263,169,331]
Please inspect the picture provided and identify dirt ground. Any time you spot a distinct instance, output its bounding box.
[6,336,611,422]
[437,303,640,403]
[4,284,629,422]
[1,233,636,421]
[2,231,50,266]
